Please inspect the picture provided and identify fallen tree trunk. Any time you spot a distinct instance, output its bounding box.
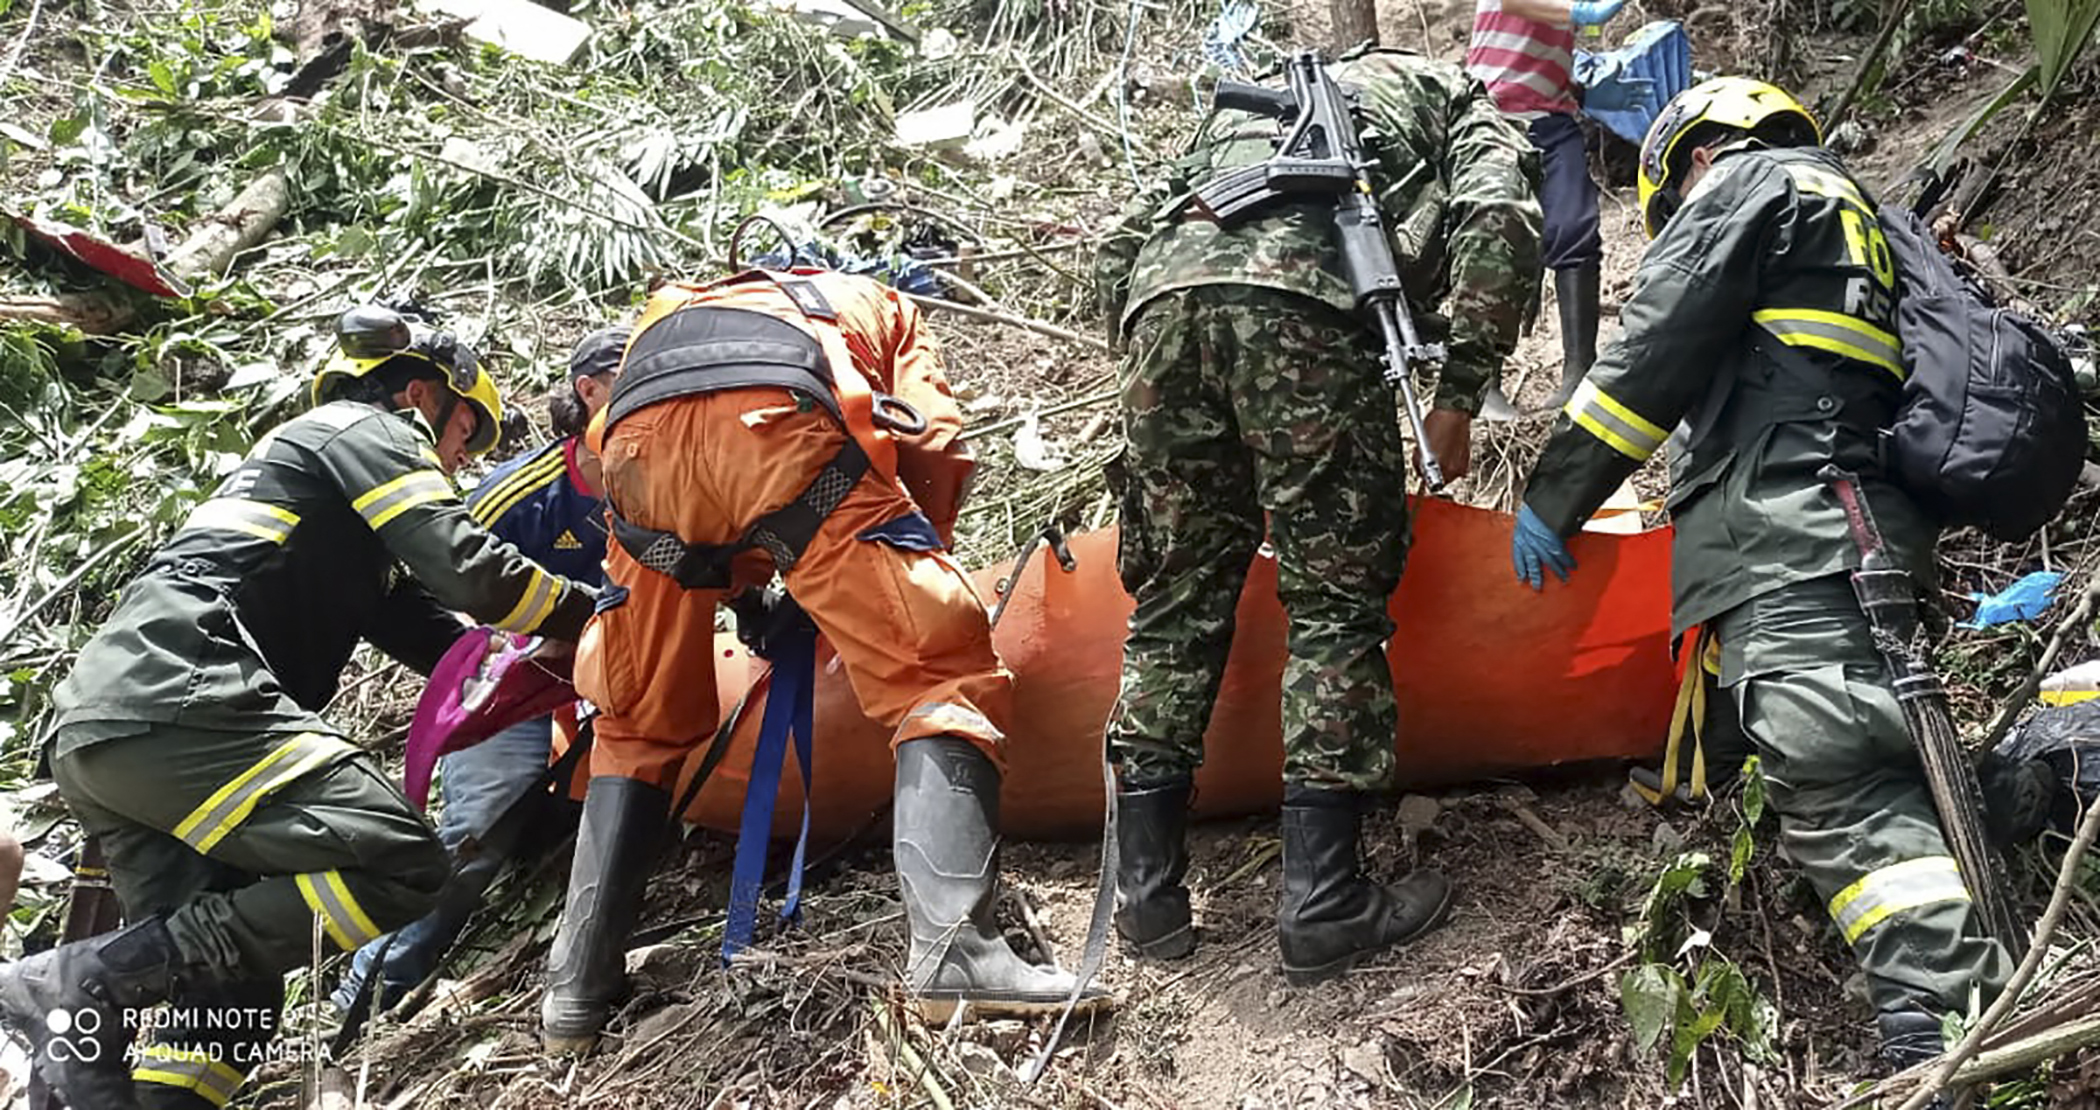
[162,167,291,280]
[0,293,134,333]
[2,167,291,333]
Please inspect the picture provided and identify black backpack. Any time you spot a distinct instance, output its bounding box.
[1878,205,2087,542]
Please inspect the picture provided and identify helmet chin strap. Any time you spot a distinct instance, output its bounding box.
[431,389,463,446]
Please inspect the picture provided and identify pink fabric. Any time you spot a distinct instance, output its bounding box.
[402,628,578,810]
[1466,2,1578,117]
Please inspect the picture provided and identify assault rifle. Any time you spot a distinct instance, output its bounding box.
[1179,49,1448,490]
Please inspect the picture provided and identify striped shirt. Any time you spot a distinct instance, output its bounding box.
[1465,0,1577,119]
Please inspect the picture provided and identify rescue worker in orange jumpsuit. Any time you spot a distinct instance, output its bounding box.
[540,268,1101,1052]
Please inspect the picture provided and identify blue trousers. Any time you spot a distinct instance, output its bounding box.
[332,716,553,1009]
[1529,112,1602,272]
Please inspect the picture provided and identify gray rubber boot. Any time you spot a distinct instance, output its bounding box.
[1278,787,1453,985]
[540,776,667,1055]
[1548,262,1603,410]
[0,916,191,1110]
[1115,777,1195,960]
[895,737,1111,1021]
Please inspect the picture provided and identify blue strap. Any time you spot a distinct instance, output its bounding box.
[719,627,817,965]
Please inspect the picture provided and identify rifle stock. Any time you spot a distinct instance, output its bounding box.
[1183,51,1448,490]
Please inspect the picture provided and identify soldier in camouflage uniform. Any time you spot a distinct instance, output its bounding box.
[1512,78,2015,1072]
[1095,48,1542,982]
[0,308,595,1110]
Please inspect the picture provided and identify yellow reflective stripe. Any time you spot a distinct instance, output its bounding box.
[418,445,443,468]
[182,498,302,544]
[172,733,352,854]
[1563,380,1667,462]
[1783,164,1870,211]
[366,487,452,529]
[134,1049,245,1108]
[471,451,565,527]
[491,567,562,634]
[352,469,456,530]
[296,870,384,951]
[1828,856,1971,944]
[1753,309,1905,379]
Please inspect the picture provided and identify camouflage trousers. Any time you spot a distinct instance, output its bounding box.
[1107,286,1410,792]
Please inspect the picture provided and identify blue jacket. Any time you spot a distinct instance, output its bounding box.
[466,437,607,586]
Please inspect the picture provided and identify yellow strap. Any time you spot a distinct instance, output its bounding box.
[1634,628,1711,806]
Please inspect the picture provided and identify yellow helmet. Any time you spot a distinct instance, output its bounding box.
[312,305,504,455]
[1637,77,1822,240]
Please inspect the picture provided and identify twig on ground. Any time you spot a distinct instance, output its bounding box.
[906,291,1107,350]
[1893,791,2100,1110]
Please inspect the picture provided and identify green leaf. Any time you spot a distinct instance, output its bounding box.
[1926,66,2037,176]
[47,114,87,145]
[1740,755,1765,826]
[148,59,179,97]
[2028,0,2100,97]
[1729,825,1755,883]
[1667,1007,1727,1084]
[129,367,171,403]
[1620,964,1683,1052]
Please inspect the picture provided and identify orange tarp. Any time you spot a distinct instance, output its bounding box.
[566,499,1678,842]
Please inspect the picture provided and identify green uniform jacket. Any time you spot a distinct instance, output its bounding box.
[1524,146,1932,637]
[1094,49,1543,415]
[51,401,596,751]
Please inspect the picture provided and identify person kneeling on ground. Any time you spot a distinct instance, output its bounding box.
[0,306,596,1110]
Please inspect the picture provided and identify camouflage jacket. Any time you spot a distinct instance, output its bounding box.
[1524,146,1932,640]
[1095,49,1543,414]
[51,402,596,751]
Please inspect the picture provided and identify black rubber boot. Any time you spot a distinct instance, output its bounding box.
[1114,777,1195,960]
[1879,1006,1947,1070]
[1979,753,2059,848]
[540,776,668,1055]
[0,916,191,1110]
[1278,787,1453,986]
[1878,1006,1950,1106]
[894,737,1111,1021]
[1548,262,1602,409]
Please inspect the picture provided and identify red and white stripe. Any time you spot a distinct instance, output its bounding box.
[1465,0,1577,118]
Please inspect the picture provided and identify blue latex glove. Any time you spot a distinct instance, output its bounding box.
[1579,57,1656,113]
[1512,504,1577,591]
[1569,0,1626,24]
[1963,570,2065,628]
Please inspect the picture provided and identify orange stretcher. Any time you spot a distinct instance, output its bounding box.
[554,499,1678,842]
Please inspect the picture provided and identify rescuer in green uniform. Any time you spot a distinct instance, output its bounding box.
[1510,78,2012,1070]
[0,306,597,1110]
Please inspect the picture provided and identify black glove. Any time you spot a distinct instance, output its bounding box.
[728,583,816,661]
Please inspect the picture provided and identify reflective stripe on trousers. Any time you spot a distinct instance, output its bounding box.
[171,732,355,855]
[1828,855,1972,945]
[133,1047,247,1108]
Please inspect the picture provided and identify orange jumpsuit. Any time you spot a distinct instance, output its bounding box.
[575,272,1012,788]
